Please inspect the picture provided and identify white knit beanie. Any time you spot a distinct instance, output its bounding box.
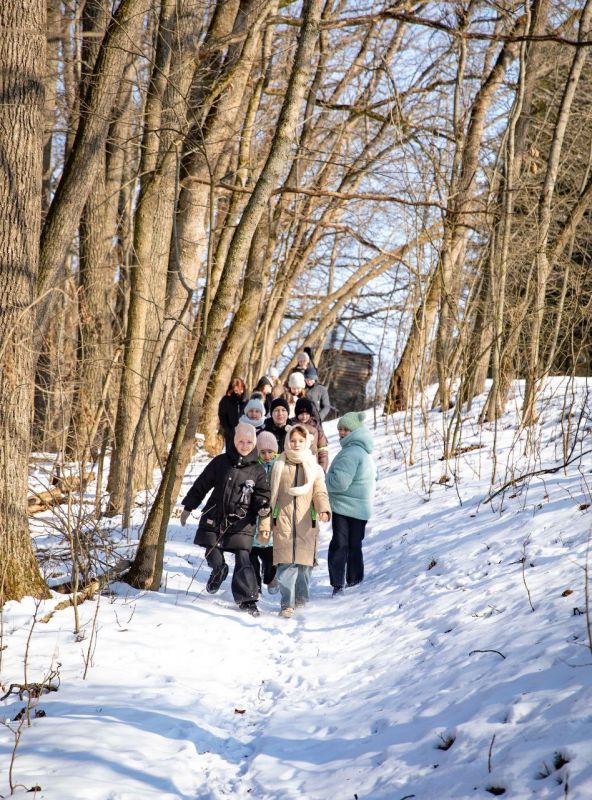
[234,422,257,446]
[244,396,266,416]
[288,371,305,389]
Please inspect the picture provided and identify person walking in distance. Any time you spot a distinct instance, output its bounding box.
[180,422,270,616]
[325,411,376,596]
[304,367,331,421]
[218,377,247,452]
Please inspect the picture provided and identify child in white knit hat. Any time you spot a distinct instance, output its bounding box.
[239,396,266,430]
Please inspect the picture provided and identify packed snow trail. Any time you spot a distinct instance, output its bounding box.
[2,379,592,799]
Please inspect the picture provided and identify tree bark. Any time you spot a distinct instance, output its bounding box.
[521,0,592,426]
[67,0,123,462]
[480,0,551,421]
[0,0,50,603]
[36,0,148,330]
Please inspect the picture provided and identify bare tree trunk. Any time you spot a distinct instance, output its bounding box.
[67,0,123,462]
[435,20,523,413]
[42,0,61,217]
[200,219,271,451]
[36,0,148,329]
[522,0,592,426]
[481,0,551,421]
[107,0,202,514]
[127,0,324,590]
[0,0,50,603]
[384,262,439,414]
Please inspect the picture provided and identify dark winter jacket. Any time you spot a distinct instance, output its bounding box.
[306,382,331,421]
[263,418,289,453]
[218,392,246,448]
[182,449,270,551]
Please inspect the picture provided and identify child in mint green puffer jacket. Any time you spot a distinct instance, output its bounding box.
[326,411,376,594]
[250,431,279,594]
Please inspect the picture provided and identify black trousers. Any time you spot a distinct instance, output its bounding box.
[249,546,277,590]
[206,546,259,604]
[328,511,367,589]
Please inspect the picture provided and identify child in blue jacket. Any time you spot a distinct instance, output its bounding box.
[326,411,376,595]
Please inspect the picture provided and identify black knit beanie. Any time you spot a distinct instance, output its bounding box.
[295,397,314,417]
[270,397,290,414]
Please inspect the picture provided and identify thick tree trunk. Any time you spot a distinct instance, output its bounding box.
[67,0,121,462]
[0,0,50,603]
[37,0,147,327]
[435,25,522,412]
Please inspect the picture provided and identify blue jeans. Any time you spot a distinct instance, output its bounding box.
[276,563,312,609]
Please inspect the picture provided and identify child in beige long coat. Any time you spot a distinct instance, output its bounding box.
[261,424,330,618]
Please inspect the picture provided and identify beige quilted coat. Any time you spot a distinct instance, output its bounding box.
[268,458,330,566]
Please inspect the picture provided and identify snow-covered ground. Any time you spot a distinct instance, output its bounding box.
[2,378,592,799]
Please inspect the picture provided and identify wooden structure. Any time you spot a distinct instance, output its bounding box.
[317,322,374,418]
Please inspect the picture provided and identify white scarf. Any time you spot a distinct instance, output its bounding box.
[269,427,320,503]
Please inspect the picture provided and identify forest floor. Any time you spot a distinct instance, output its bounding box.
[2,377,592,799]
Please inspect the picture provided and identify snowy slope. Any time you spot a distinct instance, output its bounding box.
[2,378,592,799]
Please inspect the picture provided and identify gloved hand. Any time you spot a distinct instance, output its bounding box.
[180,508,190,527]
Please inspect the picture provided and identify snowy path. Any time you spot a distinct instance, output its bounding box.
[3,381,592,798]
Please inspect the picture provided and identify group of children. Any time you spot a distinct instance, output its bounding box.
[180,355,375,619]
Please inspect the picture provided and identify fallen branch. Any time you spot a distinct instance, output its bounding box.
[488,733,496,773]
[40,558,131,624]
[0,667,61,701]
[469,649,506,659]
[483,448,592,503]
[28,472,95,515]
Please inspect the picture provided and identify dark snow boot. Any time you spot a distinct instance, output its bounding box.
[332,586,344,597]
[206,564,229,594]
[239,601,260,617]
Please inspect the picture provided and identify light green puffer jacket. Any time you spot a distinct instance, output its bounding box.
[326,426,376,520]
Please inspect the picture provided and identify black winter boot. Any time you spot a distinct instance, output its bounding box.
[206,564,229,594]
[239,601,260,617]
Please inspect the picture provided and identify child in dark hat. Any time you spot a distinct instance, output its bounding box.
[253,376,273,414]
[292,396,329,472]
[263,397,290,452]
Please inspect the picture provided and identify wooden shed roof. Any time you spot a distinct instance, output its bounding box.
[321,321,375,356]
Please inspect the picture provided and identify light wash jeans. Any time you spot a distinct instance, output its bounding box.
[276,563,312,609]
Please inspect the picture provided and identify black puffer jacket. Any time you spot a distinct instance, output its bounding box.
[182,449,270,551]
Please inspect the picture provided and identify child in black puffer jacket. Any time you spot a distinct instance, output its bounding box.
[180,423,270,616]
